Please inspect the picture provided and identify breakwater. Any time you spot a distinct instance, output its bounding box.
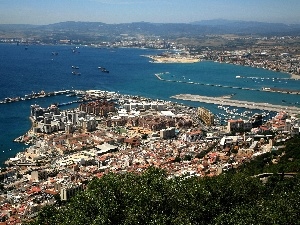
[155,73,300,95]
[236,75,299,81]
[0,90,76,104]
[171,94,300,115]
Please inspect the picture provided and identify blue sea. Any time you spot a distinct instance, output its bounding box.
[0,43,299,165]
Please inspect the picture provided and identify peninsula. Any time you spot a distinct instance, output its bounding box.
[0,89,299,224]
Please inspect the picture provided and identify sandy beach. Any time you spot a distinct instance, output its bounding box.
[290,73,300,80]
[146,55,201,63]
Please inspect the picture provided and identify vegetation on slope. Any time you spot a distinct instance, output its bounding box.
[28,136,300,225]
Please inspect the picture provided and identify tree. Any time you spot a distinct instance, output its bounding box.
[27,154,300,225]
[30,205,59,225]
[174,156,181,162]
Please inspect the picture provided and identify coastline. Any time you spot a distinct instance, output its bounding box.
[1,45,300,168]
[144,55,201,63]
[212,59,300,80]
[290,73,300,80]
[144,53,300,80]
[13,116,36,145]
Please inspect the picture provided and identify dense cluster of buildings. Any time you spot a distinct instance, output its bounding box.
[105,35,300,77]
[1,35,300,224]
[0,90,299,224]
[3,34,300,79]
[197,41,300,77]
[2,27,300,224]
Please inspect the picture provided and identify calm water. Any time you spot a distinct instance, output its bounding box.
[0,44,299,165]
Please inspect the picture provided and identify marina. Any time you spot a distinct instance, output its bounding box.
[171,94,300,115]
[0,45,300,166]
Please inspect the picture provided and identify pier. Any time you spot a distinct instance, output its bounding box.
[171,94,300,115]
[0,90,78,104]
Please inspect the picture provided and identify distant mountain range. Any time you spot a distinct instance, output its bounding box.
[191,19,300,35]
[1,19,300,40]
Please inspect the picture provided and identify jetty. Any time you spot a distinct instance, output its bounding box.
[171,94,300,115]
[155,74,300,95]
[236,75,299,81]
[0,90,77,104]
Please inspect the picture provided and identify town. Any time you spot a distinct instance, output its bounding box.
[2,26,300,78]
[0,89,299,224]
[1,22,300,224]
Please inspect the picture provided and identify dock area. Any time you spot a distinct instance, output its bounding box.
[171,94,300,115]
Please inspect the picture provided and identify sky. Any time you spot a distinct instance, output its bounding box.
[0,0,299,25]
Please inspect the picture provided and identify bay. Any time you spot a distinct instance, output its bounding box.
[0,44,299,165]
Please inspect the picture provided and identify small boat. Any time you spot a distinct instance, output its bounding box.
[98,67,109,73]
[72,66,79,69]
[72,71,81,75]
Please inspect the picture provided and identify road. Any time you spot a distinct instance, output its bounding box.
[171,94,300,115]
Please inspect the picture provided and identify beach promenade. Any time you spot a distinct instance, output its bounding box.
[171,94,300,115]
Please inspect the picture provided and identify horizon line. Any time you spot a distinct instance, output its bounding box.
[0,19,299,26]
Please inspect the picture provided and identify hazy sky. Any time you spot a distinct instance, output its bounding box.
[0,0,299,25]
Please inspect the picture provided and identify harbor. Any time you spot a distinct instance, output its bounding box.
[0,45,299,165]
[171,94,300,115]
